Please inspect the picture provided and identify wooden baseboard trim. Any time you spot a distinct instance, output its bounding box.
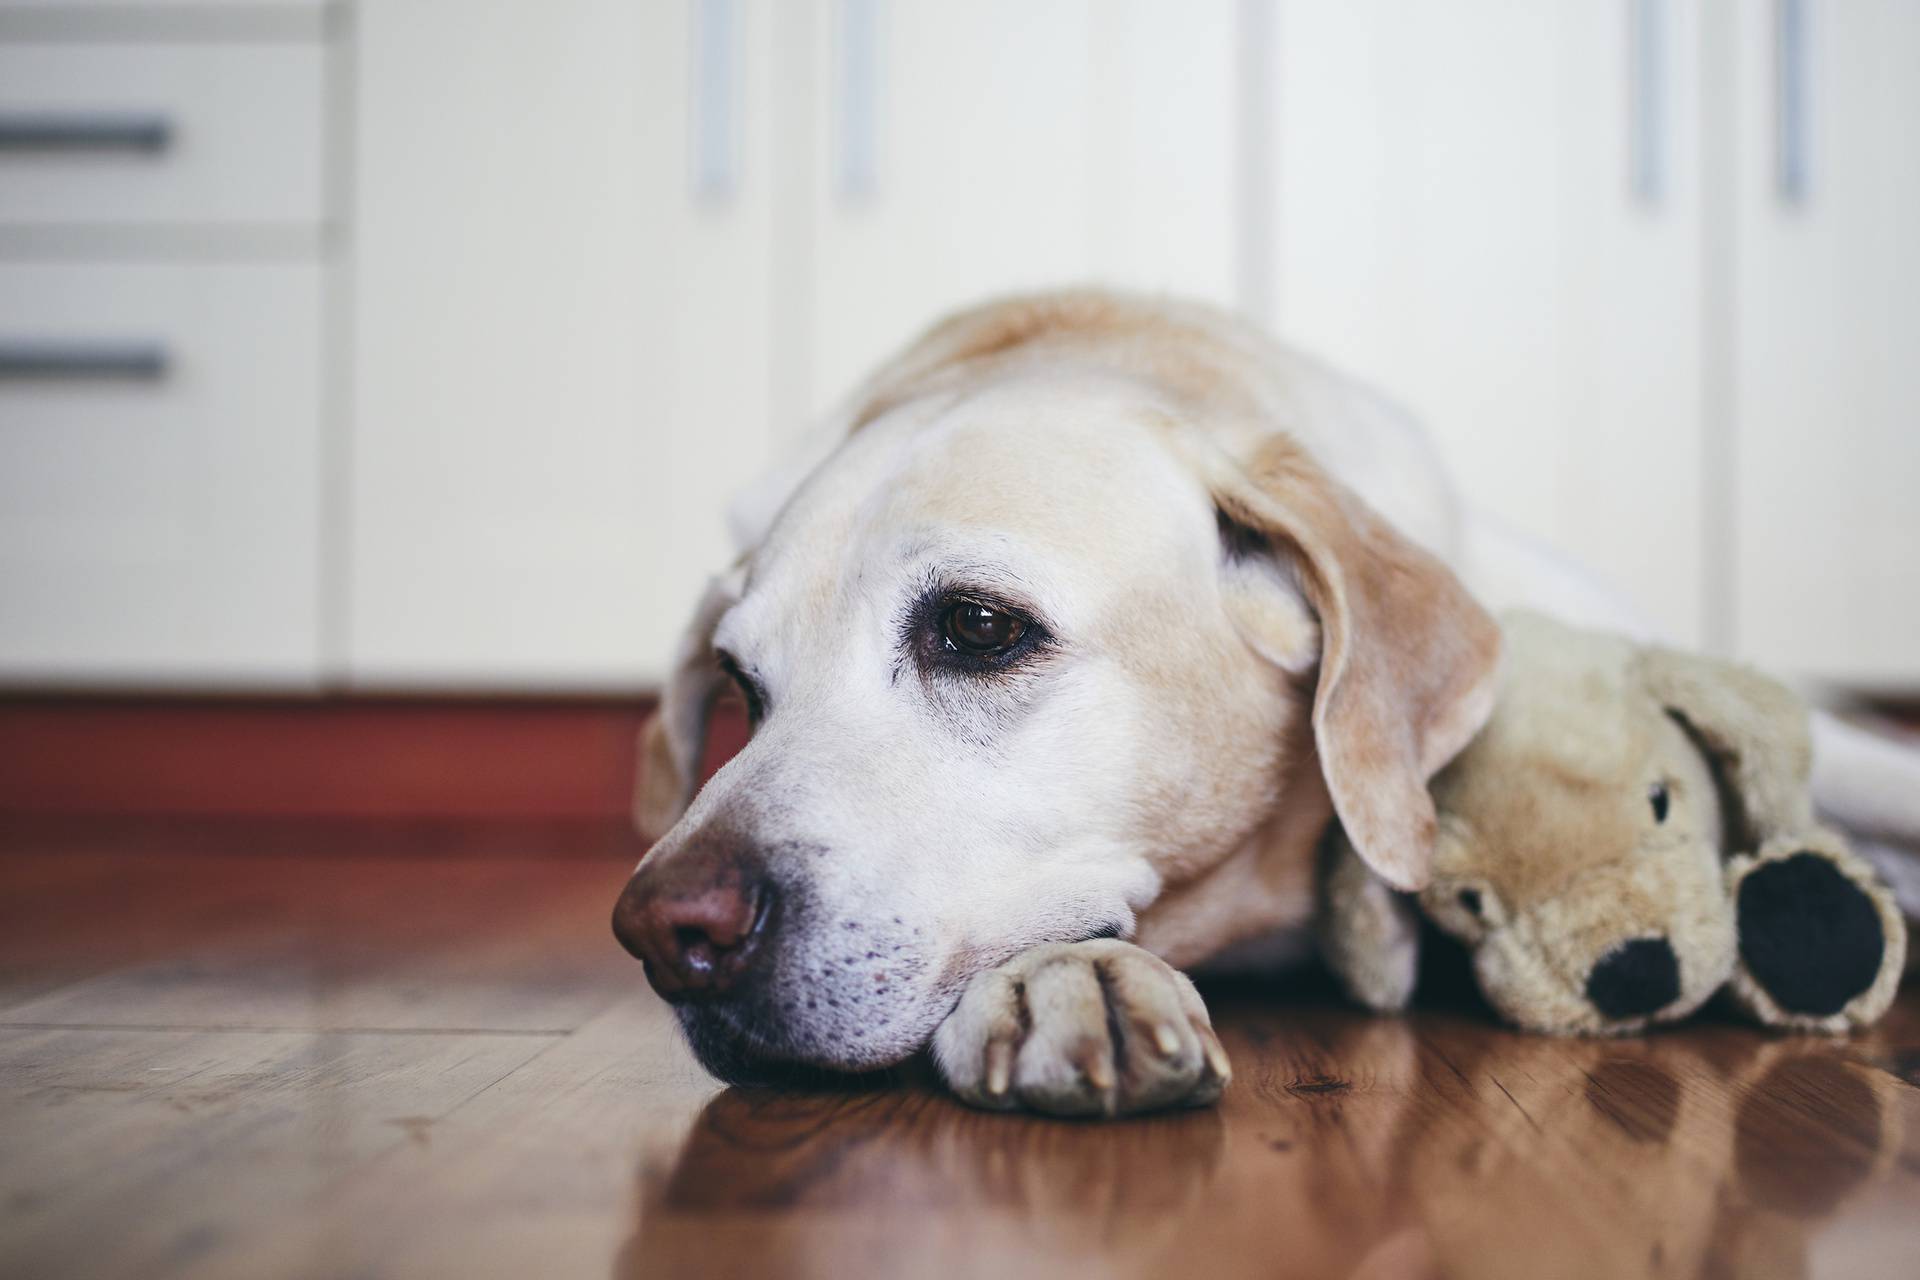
[0,695,754,821]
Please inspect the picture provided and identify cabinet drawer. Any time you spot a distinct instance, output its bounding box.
[0,261,323,684]
[0,42,325,228]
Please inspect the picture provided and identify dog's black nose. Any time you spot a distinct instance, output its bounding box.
[612,858,776,1002]
[1586,937,1681,1020]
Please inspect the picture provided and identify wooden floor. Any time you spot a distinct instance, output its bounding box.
[2,821,1917,1280]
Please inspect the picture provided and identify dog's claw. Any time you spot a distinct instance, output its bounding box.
[1081,1049,1116,1094]
[1200,1029,1232,1086]
[984,1038,1014,1098]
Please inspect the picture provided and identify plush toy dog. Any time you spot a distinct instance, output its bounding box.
[1320,611,1907,1035]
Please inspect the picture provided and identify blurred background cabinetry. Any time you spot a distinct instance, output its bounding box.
[0,1,333,684]
[2,0,1915,692]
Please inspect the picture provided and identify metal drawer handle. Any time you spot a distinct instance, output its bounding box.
[0,342,169,381]
[0,113,173,154]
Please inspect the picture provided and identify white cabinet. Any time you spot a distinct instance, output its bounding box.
[350,0,1243,684]
[1728,0,1920,687]
[0,11,331,687]
[1269,0,1710,645]
[5,1,1915,691]
[348,0,775,688]
[795,0,1240,422]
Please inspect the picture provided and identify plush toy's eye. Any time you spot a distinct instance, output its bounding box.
[1649,781,1671,823]
[1427,879,1502,935]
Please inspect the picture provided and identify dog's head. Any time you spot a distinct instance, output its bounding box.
[613,297,1500,1081]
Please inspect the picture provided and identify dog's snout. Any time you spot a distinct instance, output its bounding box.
[1585,937,1681,1020]
[612,859,776,1002]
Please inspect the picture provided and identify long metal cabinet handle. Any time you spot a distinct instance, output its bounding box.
[1628,0,1665,206]
[837,0,880,201]
[691,0,739,203]
[1776,0,1810,204]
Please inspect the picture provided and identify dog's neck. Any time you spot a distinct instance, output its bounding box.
[1131,763,1336,971]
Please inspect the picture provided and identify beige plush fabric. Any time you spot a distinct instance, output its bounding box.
[1322,612,1907,1035]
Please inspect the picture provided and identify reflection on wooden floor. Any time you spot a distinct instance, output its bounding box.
[1,822,1915,1279]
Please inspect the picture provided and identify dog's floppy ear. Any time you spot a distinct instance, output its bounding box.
[635,569,744,841]
[1635,647,1814,843]
[1210,439,1502,892]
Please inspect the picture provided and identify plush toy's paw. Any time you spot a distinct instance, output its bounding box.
[932,940,1229,1116]
[1727,831,1908,1032]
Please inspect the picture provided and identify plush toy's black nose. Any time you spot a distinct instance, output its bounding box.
[1587,938,1681,1019]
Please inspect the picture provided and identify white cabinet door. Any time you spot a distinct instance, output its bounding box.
[1729,0,1920,688]
[794,0,1241,422]
[0,262,324,684]
[1270,0,1710,645]
[349,0,775,687]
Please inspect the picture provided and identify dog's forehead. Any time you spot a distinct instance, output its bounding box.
[743,375,1215,622]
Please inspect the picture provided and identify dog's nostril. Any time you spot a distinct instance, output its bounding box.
[1586,937,1681,1020]
[675,926,719,970]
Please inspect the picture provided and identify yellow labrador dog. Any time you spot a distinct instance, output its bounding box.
[612,290,1920,1116]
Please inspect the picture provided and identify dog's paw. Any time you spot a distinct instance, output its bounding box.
[931,939,1230,1116]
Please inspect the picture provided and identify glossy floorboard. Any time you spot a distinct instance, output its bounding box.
[2,823,1916,1279]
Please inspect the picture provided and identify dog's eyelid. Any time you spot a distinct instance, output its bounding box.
[932,582,1051,633]
[713,648,768,720]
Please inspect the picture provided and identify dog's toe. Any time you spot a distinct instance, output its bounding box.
[933,940,1228,1116]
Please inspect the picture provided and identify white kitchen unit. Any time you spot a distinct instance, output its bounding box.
[4,0,1917,693]
[1726,0,1920,689]
[793,0,1241,423]
[349,0,1243,686]
[347,0,778,688]
[1268,0,1711,647]
[0,6,334,687]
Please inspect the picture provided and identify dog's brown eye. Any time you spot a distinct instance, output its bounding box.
[1649,782,1670,823]
[943,601,1026,654]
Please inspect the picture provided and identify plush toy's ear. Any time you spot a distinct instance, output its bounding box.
[1634,647,1815,843]
[1209,439,1503,892]
[634,569,744,841]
